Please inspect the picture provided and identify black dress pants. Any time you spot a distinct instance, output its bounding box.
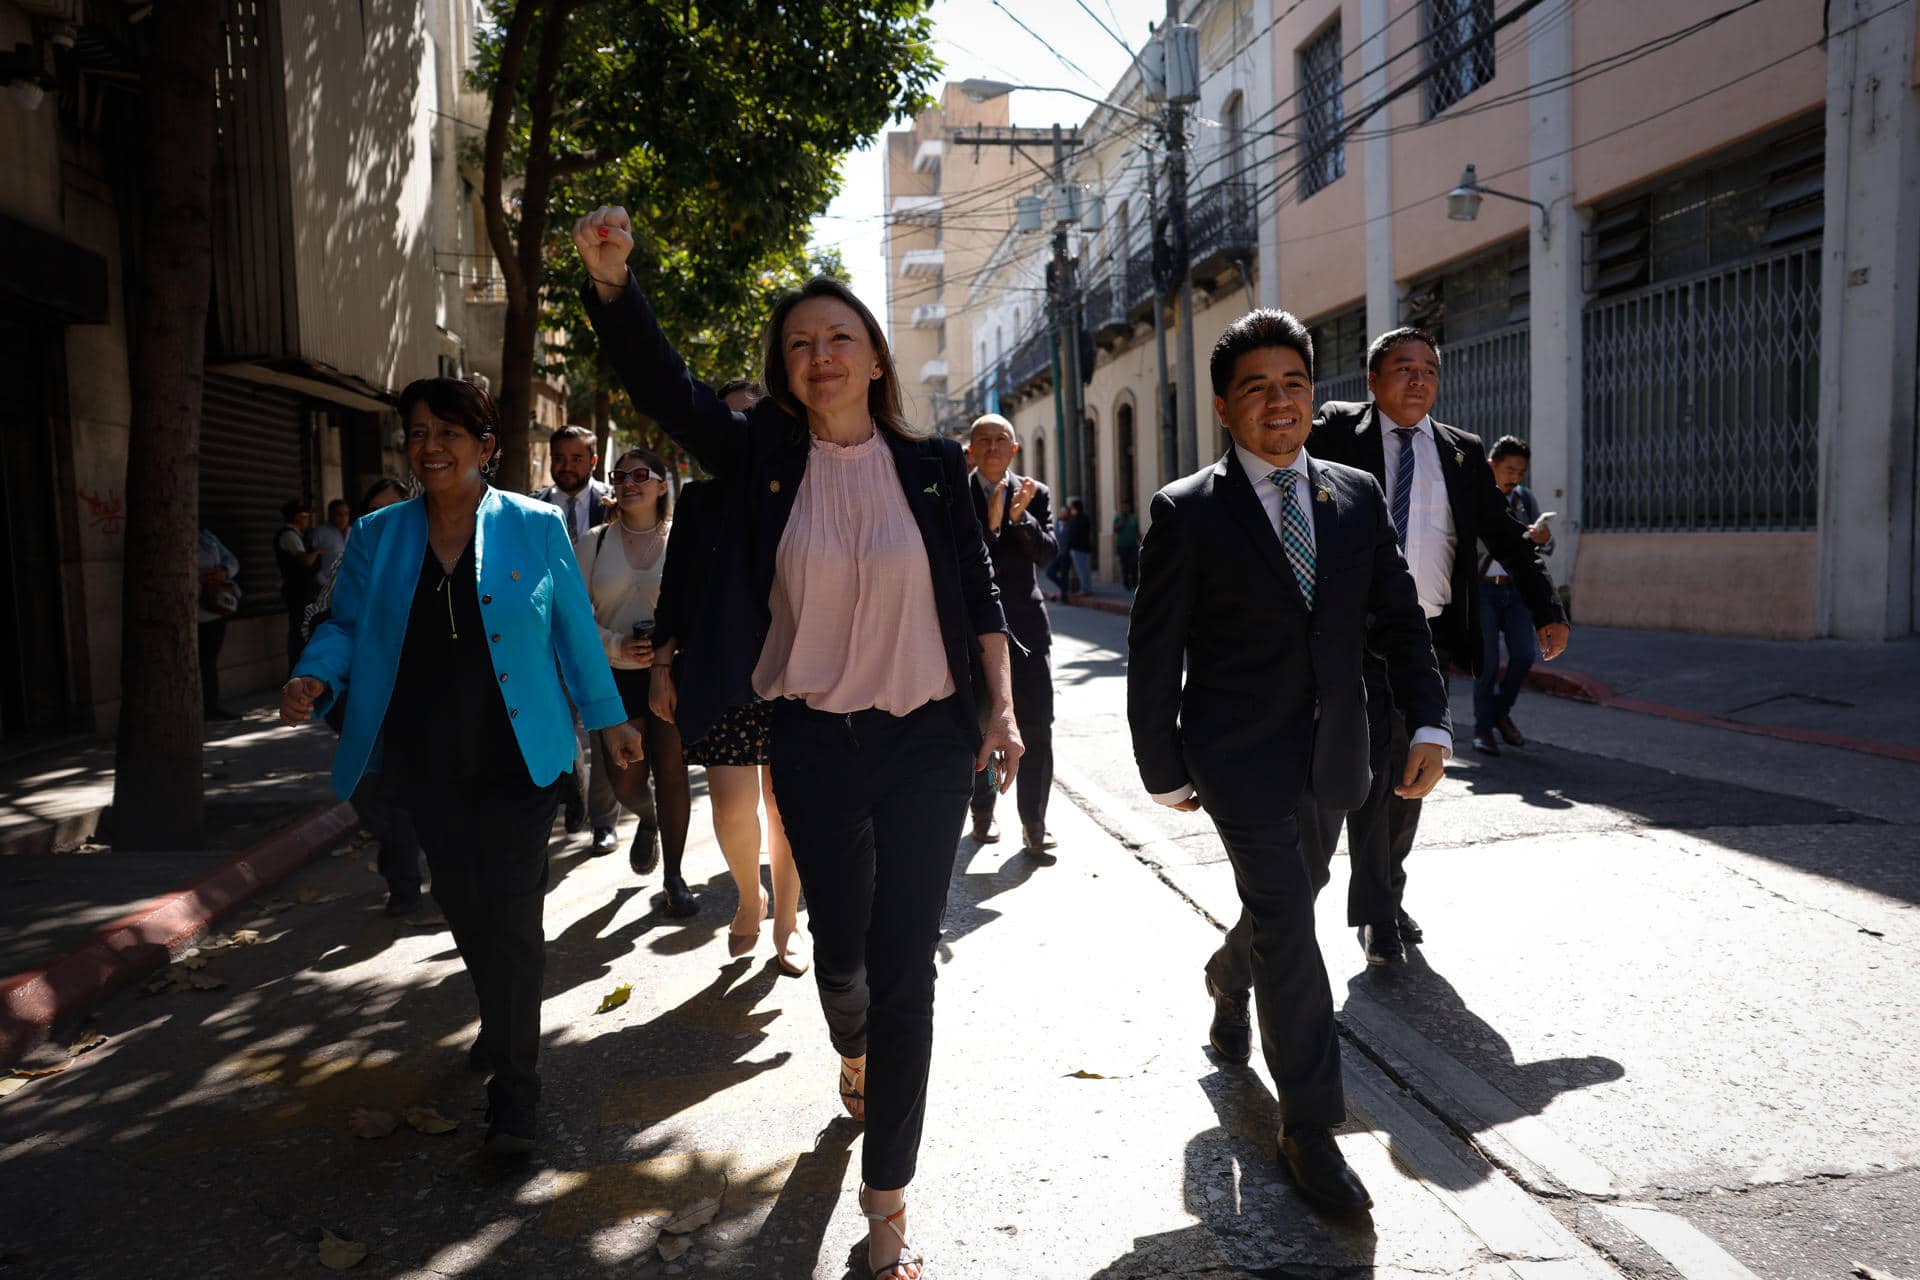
[405,771,564,1112]
[970,644,1053,829]
[352,769,422,891]
[1326,661,1423,928]
[770,697,973,1190]
[1202,802,1346,1131]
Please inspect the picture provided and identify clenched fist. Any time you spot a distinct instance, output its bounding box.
[573,205,634,300]
[280,676,327,726]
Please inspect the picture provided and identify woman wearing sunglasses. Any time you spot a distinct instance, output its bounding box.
[574,446,697,916]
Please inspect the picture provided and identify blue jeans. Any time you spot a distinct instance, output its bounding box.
[1474,582,1538,735]
[1070,550,1092,594]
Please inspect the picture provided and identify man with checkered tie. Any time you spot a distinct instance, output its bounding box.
[1127,310,1450,1218]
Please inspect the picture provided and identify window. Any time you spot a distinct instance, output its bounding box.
[1308,304,1369,402]
[1402,239,1529,342]
[1425,0,1494,117]
[1220,92,1246,186]
[1298,20,1345,200]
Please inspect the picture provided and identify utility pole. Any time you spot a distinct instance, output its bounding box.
[1144,142,1176,485]
[1161,2,1201,475]
[951,122,1087,510]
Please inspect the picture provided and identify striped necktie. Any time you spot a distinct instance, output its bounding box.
[1268,469,1315,609]
[1390,427,1417,549]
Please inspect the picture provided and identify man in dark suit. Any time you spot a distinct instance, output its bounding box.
[966,414,1059,852]
[1310,327,1570,965]
[1128,310,1450,1215]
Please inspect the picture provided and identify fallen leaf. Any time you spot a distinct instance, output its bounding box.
[67,1034,108,1060]
[657,1235,690,1262]
[178,954,209,971]
[662,1188,724,1234]
[7,1065,66,1080]
[595,982,632,1015]
[140,976,174,996]
[314,891,349,904]
[317,1229,368,1270]
[1858,927,1886,939]
[1853,1264,1910,1280]
[297,886,322,904]
[256,898,293,914]
[1065,1069,1110,1080]
[188,973,227,991]
[403,1105,458,1135]
[230,929,261,946]
[330,843,357,858]
[0,1077,30,1098]
[348,1107,398,1139]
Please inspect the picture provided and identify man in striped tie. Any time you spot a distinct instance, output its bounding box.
[1127,310,1450,1218]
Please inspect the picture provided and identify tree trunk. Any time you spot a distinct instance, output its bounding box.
[481,0,544,491]
[112,0,223,849]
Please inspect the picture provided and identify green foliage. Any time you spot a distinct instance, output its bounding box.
[472,0,938,441]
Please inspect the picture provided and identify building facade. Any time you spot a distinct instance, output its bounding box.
[0,0,554,748]
[938,0,1918,640]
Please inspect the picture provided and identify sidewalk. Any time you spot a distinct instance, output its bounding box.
[0,695,348,1063]
[1058,582,1920,762]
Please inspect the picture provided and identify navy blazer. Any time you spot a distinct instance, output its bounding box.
[969,470,1056,654]
[1127,450,1449,816]
[584,276,1008,749]
[1311,400,1562,671]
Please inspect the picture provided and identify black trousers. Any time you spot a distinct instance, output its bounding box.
[769,697,973,1190]
[970,644,1053,828]
[1317,662,1423,928]
[352,769,422,891]
[1202,802,1346,1131]
[405,771,564,1112]
[198,619,225,714]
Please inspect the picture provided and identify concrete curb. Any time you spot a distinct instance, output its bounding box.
[1061,593,1920,765]
[0,800,359,1067]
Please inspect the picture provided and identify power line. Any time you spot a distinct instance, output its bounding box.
[990,0,1102,88]
[1072,0,1135,57]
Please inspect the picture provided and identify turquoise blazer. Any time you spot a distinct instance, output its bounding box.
[294,488,627,800]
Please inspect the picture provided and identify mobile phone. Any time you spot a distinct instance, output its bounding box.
[1533,511,1558,524]
[986,750,1003,790]
[631,620,655,642]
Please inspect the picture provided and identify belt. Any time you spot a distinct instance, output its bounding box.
[1482,574,1512,586]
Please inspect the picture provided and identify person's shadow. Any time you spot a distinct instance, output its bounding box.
[1090,1066,1378,1277]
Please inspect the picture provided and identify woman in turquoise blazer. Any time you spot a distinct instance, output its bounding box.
[281,377,641,1157]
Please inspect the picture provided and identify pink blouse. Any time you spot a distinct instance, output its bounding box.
[752,430,955,715]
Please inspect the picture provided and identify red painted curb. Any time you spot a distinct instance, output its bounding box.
[1063,595,1133,616]
[0,800,359,1066]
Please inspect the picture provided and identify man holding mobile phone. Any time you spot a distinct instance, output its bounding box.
[1473,436,1555,756]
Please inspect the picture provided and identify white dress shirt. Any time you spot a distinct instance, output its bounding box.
[1150,444,1449,809]
[1379,414,1455,619]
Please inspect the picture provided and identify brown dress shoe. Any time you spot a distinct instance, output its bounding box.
[1022,822,1056,851]
[970,813,999,843]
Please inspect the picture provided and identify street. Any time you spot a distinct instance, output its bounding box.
[1,608,1916,1280]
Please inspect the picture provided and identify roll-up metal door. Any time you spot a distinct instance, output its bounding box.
[200,373,307,617]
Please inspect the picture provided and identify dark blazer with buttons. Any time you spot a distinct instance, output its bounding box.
[584,276,1008,750]
[1310,401,1562,671]
[970,470,1056,655]
[1126,450,1448,818]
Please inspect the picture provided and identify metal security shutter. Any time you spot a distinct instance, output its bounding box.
[200,373,307,616]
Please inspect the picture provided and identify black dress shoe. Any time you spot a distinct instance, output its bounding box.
[1204,973,1252,1065]
[589,825,618,856]
[1359,921,1405,966]
[563,808,585,836]
[1472,733,1500,755]
[383,881,424,916]
[970,813,999,843]
[1279,1129,1372,1214]
[483,1099,536,1155]
[662,875,698,918]
[1496,715,1527,747]
[629,824,660,875]
[1395,909,1423,944]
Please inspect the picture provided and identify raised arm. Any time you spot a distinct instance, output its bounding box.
[573,205,748,476]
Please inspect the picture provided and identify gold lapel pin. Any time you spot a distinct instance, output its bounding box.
[1454,449,1465,466]
[769,480,781,494]
[510,570,520,581]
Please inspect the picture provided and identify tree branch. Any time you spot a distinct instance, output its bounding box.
[549,148,614,178]
[482,0,542,307]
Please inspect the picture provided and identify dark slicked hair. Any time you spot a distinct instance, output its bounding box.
[1366,325,1442,376]
[398,377,501,476]
[1489,435,1531,463]
[761,276,925,440]
[1210,309,1316,399]
[549,424,596,450]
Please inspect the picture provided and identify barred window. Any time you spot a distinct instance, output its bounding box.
[1425,0,1494,117]
[1298,19,1345,200]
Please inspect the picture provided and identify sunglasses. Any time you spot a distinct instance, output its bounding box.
[609,466,657,484]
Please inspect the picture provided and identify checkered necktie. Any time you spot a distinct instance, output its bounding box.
[1390,427,1417,549]
[1268,469,1315,609]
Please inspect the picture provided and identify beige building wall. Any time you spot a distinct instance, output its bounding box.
[882,85,1017,434]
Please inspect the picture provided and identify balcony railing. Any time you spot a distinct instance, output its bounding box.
[919,357,950,384]
[911,303,947,328]
[1125,247,1158,322]
[1187,181,1257,286]
[913,138,942,173]
[900,248,945,278]
[1008,326,1052,391]
[890,195,943,226]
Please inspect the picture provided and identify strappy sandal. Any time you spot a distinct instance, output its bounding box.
[838,1057,866,1122]
[859,1185,924,1280]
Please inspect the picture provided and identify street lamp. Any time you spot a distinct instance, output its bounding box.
[1446,164,1552,246]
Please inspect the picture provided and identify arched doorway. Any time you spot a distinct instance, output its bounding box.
[1117,399,1137,520]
